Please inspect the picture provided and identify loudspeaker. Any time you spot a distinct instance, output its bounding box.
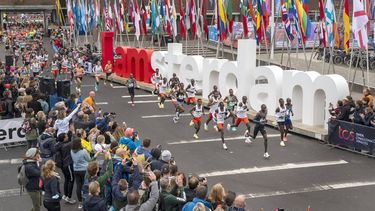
[5,55,13,67]
[57,80,71,99]
[39,77,56,96]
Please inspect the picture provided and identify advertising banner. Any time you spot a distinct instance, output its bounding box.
[0,118,26,145]
[328,120,375,154]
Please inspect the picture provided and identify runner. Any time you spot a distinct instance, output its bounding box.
[284,98,294,141]
[223,89,238,129]
[228,96,252,143]
[275,98,287,147]
[151,68,162,95]
[104,60,113,87]
[168,73,180,89]
[93,61,103,92]
[204,93,221,131]
[51,58,59,79]
[185,79,197,105]
[189,98,205,139]
[208,85,222,99]
[158,77,168,109]
[75,64,84,92]
[214,102,230,150]
[172,83,186,123]
[61,55,69,75]
[251,104,270,158]
[126,73,137,107]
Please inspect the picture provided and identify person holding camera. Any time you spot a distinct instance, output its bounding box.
[159,173,186,211]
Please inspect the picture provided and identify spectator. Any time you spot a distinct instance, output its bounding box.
[159,175,186,211]
[85,153,113,199]
[119,128,140,153]
[124,171,159,211]
[227,195,247,211]
[135,138,152,167]
[329,100,343,117]
[27,92,43,114]
[224,191,236,208]
[182,185,212,211]
[78,128,93,155]
[150,148,171,171]
[53,104,80,136]
[361,88,373,108]
[54,133,76,204]
[37,94,49,115]
[208,183,226,210]
[83,181,107,211]
[184,175,199,202]
[37,127,56,164]
[41,160,62,211]
[23,148,41,211]
[83,91,96,112]
[0,90,14,119]
[25,108,39,149]
[336,98,351,122]
[36,111,47,134]
[71,138,91,209]
[112,126,125,142]
[360,107,375,127]
[353,100,365,124]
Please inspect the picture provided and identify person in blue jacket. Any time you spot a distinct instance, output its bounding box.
[182,185,212,211]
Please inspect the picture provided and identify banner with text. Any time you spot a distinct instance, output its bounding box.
[328,120,375,154]
[0,118,26,144]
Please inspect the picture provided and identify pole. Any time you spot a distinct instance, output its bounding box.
[322,47,326,74]
[308,30,318,71]
[347,48,354,93]
[270,0,275,59]
[262,21,270,65]
[366,47,370,87]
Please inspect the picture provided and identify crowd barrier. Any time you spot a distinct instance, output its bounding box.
[328,120,375,155]
[0,118,26,149]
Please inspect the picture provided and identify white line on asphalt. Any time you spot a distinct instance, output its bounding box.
[0,188,21,198]
[168,134,280,145]
[0,158,22,165]
[142,113,191,119]
[198,160,348,178]
[81,84,94,87]
[244,181,375,199]
[128,100,171,104]
[122,94,155,98]
[96,102,109,105]
[112,86,127,88]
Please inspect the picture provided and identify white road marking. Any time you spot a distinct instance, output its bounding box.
[112,86,127,88]
[0,158,22,165]
[244,181,375,199]
[198,160,348,177]
[122,94,155,98]
[128,100,171,104]
[168,134,280,145]
[96,102,109,105]
[142,113,190,119]
[0,188,21,198]
[81,84,94,87]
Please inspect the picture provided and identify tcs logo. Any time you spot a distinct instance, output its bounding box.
[338,126,356,142]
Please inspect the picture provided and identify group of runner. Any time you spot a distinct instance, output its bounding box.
[149,69,294,158]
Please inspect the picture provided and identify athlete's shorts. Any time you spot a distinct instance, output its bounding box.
[51,69,58,76]
[128,88,135,95]
[106,73,112,77]
[192,117,202,124]
[208,112,214,119]
[217,123,224,130]
[159,93,167,98]
[62,67,68,74]
[176,100,184,107]
[186,97,196,104]
[235,117,249,125]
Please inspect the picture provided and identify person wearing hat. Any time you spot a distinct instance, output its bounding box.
[119,128,140,154]
[23,148,42,211]
[150,149,173,171]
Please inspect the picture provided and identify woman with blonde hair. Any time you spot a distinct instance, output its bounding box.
[41,160,62,211]
[208,183,227,210]
[76,128,93,156]
[112,126,125,142]
[83,181,107,211]
[36,111,47,134]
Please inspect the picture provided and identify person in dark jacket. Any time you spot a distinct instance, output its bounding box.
[336,98,351,122]
[23,148,42,211]
[150,149,172,171]
[182,185,212,211]
[37,127,56,164]
[54,132,76,204]
[159,175,186,211]
[27,93,43,114]
[83,181,107,211]
[353,100,365,124]
[184,176,199,203]
[1,90,14,119]
[41,160,62,211]
[360,107,375,127]
[227,195,247,211]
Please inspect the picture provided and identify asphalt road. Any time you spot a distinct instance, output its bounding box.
[0,76,375,211]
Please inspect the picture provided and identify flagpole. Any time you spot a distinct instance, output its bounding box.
[307,29,318,71]
[262,21,270,65]
[197,0,200,56]
[366,46,370,88]
[270,0,275,59]
[348,47,354,94]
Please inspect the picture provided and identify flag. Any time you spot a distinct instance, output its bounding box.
[119,0,125,32]
[73,0,78,31]
[218,0,227,41]
[261,0,269,29]
[141,0,148,35]
[171,0,178,37]
[185,0,191,30]
[55,0,63,25]
[178,0,186,38]
[294,0,313,42]
[324,0,339,47]
[343,0,350,53]
[114,0,120,31]
[226,0,233,33]
[256,0,263,43]
[67,0,74,29]
[281,0,294,41]
[189,0,197,39]
[94,0,102,30]
[239,0,248,37]
[151,0,160,34]
[318,0,326,47]
[200,0,208,37]
[353,0,369,49]
[165,0,172,36]
[133,0,141,40]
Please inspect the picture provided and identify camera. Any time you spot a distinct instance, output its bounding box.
[198,177,206,182]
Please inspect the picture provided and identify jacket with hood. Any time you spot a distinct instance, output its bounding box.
[112,163,142,211]
[24,159,41,192]
[42,175,61,202]
[85,159,113,198]
[119,137,140,153]
[182,197,213,211]
[54,140,73,168]
[124,181,159,211]
[37,133,56,158]
[83,195,107,211]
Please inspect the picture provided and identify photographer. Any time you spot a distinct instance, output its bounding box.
[96,112,116,135]
[119,128,141,154]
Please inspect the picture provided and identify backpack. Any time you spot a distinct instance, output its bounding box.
[0,100,7,115]
[81,175,98,202]
[17,164,29,195]
[21,119,32,134]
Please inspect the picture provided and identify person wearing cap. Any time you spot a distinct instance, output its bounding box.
[23,148,42,211]
[150,150,172,171]
[119,128,140,154]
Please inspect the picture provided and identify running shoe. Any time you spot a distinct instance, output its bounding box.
[189,121,194,127]
[158,97,160,101]
[264,152,270,159]
[223,143,228,150]
[110,83,113,87]
[231,127,237,132]
[62,195,68,201]
[193,133,199,139]
[245,137,252,144]
[66,198,76,204]
[204,123,208,131]
[280,141,286,147]
[104,82,107,85]
[132,103,135,107]
[94,85,98,92]
[158,103,162,108]
[173,117,178,123]
[226,124,231,131]
[214,125,218,132]
[161,103,164,109]
[78,202,83,209]
[283,136,288,142]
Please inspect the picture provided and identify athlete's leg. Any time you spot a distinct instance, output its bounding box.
[260,128,268,153]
